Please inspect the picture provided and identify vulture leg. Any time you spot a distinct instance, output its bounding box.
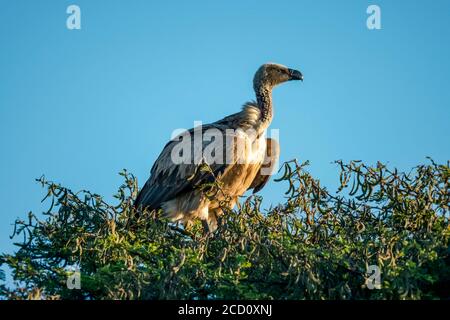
[202,210,218,234]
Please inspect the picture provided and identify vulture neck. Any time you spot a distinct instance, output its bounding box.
[255,85,273,129]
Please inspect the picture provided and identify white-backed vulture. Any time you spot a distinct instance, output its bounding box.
[135,63,303,232]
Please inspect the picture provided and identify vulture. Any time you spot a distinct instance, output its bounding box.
[135,63,303,232]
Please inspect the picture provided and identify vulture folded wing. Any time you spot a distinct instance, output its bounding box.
[249,138,280,193]
[134,124,243,210]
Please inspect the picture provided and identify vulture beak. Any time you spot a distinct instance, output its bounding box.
[288,68,303,81]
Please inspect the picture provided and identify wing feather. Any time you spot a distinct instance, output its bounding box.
[135,123,239,210]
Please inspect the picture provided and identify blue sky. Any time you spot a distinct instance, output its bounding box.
[1,0,449,259]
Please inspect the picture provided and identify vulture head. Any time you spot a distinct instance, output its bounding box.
[253,63,303,91]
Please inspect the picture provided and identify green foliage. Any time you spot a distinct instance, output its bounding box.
[1,159,449,300]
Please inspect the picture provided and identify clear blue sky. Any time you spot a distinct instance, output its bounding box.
[1,0,449,258]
